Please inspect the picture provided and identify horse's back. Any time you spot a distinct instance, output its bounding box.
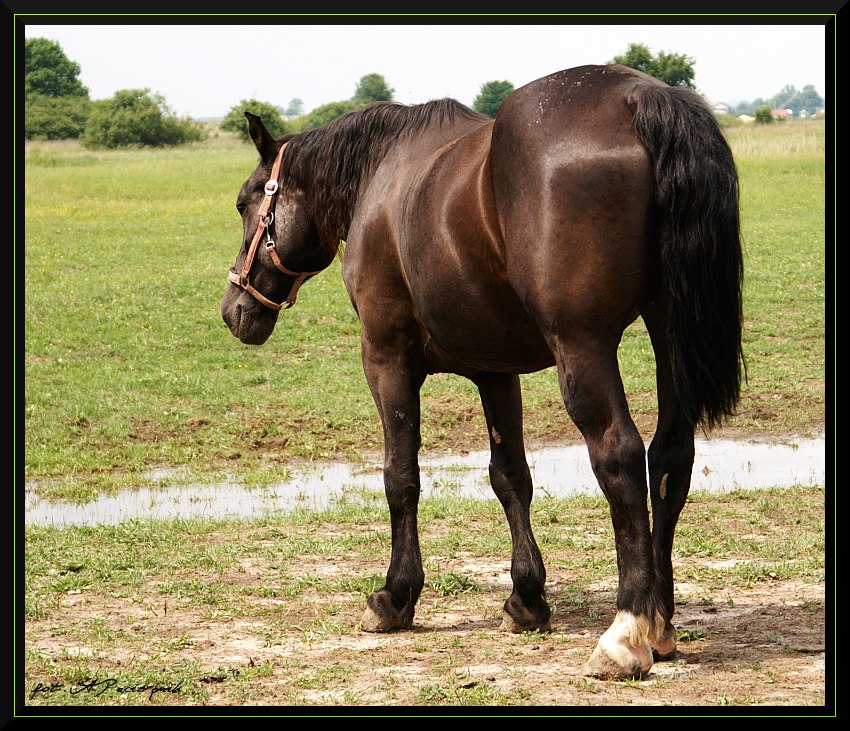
[496,64,660,128]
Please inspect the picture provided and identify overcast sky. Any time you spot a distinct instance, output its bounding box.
[24,20,829,119]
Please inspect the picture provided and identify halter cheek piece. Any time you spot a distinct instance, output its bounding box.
[228,142,322,311]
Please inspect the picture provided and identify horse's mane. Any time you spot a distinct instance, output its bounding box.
[282,99,489,245]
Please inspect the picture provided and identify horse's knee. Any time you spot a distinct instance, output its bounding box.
[488,459,533,506]
[587,427,647,501]
[383,461,421,507]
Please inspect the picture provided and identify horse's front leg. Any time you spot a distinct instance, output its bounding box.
[472,372,550,633]
[359,336,427,633]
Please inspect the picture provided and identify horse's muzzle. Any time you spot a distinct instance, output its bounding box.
[221,285,278,345]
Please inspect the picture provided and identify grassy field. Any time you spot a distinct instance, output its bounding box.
[22,119,826,501]
[20,119,830,711]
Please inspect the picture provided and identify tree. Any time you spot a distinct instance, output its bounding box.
[284,98,305,117]
[81,88,205,148]
[734,85,823,119]
[352,73,394,105]
[25,37,89,98]
[473,80,515,118]
[732,98,769,117]
[25,37,91,139]
[770,85,799,110]
[795,85,825,116]
[221,99,289,141]
[771,84,824,117]
[610,42,696,89]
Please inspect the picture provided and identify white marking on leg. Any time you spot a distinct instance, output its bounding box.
[593,610,654,674]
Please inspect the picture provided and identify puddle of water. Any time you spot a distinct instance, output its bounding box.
[24,436,826,529]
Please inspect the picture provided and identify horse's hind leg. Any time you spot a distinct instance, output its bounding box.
[642,301,697,660]
[472,372,550,633]
[554,339,664,679]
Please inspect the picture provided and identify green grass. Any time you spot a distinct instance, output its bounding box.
[21,119,827,498]
[22,486,825,706]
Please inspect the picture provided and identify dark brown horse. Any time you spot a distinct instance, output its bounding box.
[221,64,744,680]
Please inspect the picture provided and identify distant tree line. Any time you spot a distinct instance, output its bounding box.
[24,37,826,147]
[219,72,399,141]
[25,37,205,147]
[730,85,824,118]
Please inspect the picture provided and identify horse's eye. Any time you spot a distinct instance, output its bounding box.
[236,203,247,216]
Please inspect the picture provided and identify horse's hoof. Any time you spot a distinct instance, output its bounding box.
[500,594,551,634]
[652,623,678,660]
[359,591,414,633]
[499,611,552,634]
[584,645,652,680]
[360,604,396,633]
[584,612,654,679]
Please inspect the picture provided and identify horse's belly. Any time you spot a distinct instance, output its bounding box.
[414,282,554,374]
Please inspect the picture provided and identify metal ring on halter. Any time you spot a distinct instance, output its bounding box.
[263,212,275,246]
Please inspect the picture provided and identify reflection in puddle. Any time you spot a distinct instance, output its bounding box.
[25,436,826,528]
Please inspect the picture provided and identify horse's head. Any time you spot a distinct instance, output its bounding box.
[221,112,331,345]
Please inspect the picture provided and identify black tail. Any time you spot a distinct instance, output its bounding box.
[630,83,745,429]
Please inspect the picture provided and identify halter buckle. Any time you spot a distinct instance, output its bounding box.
[264,179,278,196]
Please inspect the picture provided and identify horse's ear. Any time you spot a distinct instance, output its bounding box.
[245,111,277,162]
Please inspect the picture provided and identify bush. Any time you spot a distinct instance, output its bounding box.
[292,101,359,131]
[754,105,775,124]
[25,94,92,139]
[81,88,206,149]
[715,113,744,129]
[220,100,289,141]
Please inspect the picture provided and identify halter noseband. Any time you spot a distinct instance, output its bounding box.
[228,142,322,311]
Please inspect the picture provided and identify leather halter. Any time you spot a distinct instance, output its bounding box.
[228,142,322,311]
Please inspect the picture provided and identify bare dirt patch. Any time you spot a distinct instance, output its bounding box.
[25,549,827,710]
